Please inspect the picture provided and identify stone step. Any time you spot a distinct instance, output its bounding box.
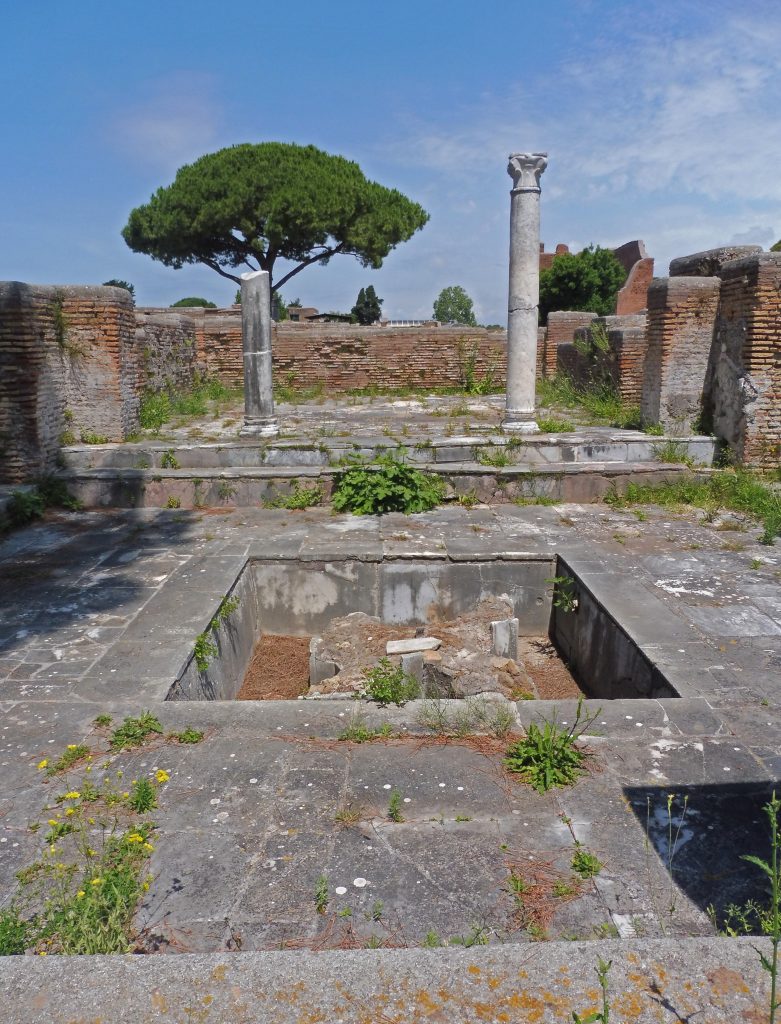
[60,433,717,470]
[58,460,700,508]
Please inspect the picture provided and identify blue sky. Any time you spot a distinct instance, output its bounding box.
[2,1,779,323]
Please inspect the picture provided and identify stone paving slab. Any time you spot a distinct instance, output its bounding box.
[1,938,774,1022]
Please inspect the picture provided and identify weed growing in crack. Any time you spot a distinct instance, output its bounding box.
[334,803,364,827]
[545,574,578,612]
[338,718,394,743]
[168,727,204,744]
[387,789,404,823]
[503,697,598,793]
[314,874,329,915]
[46,744,90,777]
[449,924,489,947]
[109,712,163,752]
[572,843,603,879]
[423,929,442,947]
[573,957,613,1023]
[193,632,218,673]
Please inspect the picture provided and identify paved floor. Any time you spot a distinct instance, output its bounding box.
[1,496,780,1021]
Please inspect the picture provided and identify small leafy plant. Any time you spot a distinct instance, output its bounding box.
[362,658,420,706]
[332,449,444,515]
[338,719,395,743]
[503,697,597,794]
[743,791,781,1023]
[161,449,180,469]
[573,957,613,1023]
[46,744,90,776]
[264,482,323,510]
[572,843,603,879]
[387,789,404,822]
[170,727,204,744]
[193,633,218,673]
[314,874,329,915]
[546,574,578,613]
[127,777,157,813]
[109,712,163,752]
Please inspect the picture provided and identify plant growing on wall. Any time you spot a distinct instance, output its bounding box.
[122,143,428,297]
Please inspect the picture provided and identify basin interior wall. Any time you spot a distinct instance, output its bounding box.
[167,555,682,703]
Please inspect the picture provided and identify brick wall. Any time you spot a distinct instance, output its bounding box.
[615,257,654,315]
[641,277,720,435]
[0,283,135,483]
[541,311,598,377]
[705,253,781,465]
[178,312,509,392]
[134,308,200,395]
[562,314,647,405]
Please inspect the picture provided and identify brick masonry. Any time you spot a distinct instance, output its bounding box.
[704,252,781,465]
[641,277,721,435]
[541,311,598,377]
[615,257,654,315]
[563,314,648,405]
[0,283,135,483]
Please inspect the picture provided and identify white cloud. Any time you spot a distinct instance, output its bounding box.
[109,72,223,174]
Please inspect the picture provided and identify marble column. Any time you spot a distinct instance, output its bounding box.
[503,151,548,432]
[239,270,279,438]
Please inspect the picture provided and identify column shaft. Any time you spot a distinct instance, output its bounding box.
[239,270,279,438]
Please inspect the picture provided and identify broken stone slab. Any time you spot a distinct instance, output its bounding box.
[308,637,339,686]
[491,617,519,660]
[386,637,441,655]
[400,652,424,683]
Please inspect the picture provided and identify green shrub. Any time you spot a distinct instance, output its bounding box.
[0,906,31,955]
[264,482,322,510]
[6,490,45,527]
[139,391,171,430]
[362,657,420,705]
[332,450,444,515]
[171,297,217,308]
[80,431,110,445]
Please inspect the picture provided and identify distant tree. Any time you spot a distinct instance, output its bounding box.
[433,285,477,326]
[171,297,217,308]
[771,239,781,252]
[103,279,135,299]
[122,143,429,297]
[538,245,626,323]
[351,285,383,325]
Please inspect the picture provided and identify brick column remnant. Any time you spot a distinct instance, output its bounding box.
[641,277,720,435]
[503,151,547,432]
[0,282,135,483]
[615,258,654,315]
[704,252,781,466]
[239,271,279,438]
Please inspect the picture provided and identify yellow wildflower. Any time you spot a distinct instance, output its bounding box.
[65,808,75,817]
[155,769,170,784]
[86,848,96,857]
[143,842,155,853]
[90,877,103,886]
[126,833,143,843]
[47,819,57,826]
[87,818,95,825]
[67,745,78,751]
[142,881,150,891]
[39,951,47,956]
[37,759,48,770]
[64,791,80,800]
[122,792,129,799]
[85,765,92,773]
[76,890,85,899]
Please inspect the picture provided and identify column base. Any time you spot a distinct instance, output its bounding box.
[501,415,540,435]
[240,417,279,438]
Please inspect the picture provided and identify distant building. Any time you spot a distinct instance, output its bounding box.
[380,319,440,327]
[286,305,319,322]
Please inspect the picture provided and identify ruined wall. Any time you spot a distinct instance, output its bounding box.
[134,308,200,394]
[641,278,720,434]
[704,253,781,465]
[615,257,654,315]
[0,283,135,483]
[541,311,598,378]
[157,311,506,392]
[560,314,648,404]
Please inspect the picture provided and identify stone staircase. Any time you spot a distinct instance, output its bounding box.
[56,430,717,508]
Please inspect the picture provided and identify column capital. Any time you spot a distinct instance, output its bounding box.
[507,152,548,192]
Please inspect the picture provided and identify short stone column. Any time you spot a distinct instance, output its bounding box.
[239,270,279,438]
[503,152,547,432]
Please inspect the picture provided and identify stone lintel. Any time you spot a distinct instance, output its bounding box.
[669,246,762,278]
